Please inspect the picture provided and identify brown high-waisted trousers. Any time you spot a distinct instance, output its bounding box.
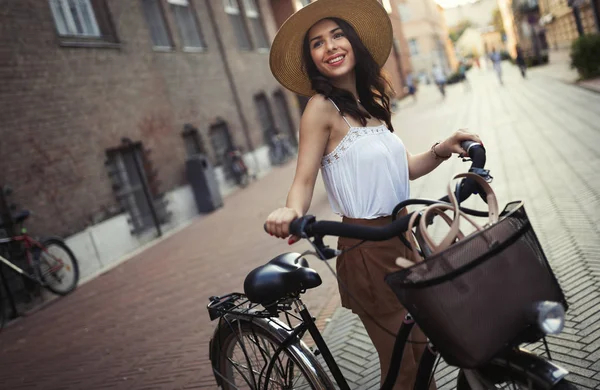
[336,214,415,316]
[336,214,434,390]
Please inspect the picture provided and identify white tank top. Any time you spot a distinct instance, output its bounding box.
[320,99,410,219]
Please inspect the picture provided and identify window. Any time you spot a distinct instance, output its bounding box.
[209,120,234,166]
[296,0,311,9]
[224,0,252,49]
[50,0,100,37]
[397,3,412,22]
[169,0,205,49]
[382,0,393,13]
[106,144,154,233]
[141,0,173,48]
[243,0,269,49]
[254,93,276,140]
[182,124,206,157]
[408,38,419,55]
[49,0,118,44]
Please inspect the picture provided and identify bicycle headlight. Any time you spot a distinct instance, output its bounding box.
[534,301,565,335]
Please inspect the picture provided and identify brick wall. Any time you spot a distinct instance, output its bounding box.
[0,0,297,238]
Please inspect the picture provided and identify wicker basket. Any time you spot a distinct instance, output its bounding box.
[385,200,566,368]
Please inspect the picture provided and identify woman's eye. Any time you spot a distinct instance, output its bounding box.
[312,41,323,49]
[334,32,345,39]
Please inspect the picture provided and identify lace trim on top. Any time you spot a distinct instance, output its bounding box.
[321,125,388,168]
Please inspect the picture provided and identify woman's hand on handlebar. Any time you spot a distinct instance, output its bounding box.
[438,129,483,157]
[265,207,301,244]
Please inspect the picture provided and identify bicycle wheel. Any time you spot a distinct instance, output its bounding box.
[33,238,79,296]
[0,290,5,331]
[457,369,577,390]
[214,319,332,389]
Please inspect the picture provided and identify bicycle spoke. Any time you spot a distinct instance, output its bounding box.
[225,330,311,389]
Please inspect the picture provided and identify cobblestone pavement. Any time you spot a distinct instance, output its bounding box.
[320,62,600,389]
[0,61,599,390]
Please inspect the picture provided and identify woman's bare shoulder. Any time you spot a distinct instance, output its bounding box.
[301,94,336,130]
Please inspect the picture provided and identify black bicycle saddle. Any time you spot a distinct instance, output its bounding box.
[244,253,322,305]
[0,210,30,229]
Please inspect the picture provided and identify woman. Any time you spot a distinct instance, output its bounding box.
[515,45,527,79]
[265,0,481,388]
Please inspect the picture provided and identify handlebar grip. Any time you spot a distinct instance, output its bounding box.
[289,218,303,236]
[460,141,486,168]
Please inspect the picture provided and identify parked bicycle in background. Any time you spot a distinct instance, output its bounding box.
[268,128,296,166]
[0,186,80,330]
[225,146,253,188]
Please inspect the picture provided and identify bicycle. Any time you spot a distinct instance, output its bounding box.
[0,188,80,329]
[268,130,296,166]
[206,142,576,389]
[225,147,254,188]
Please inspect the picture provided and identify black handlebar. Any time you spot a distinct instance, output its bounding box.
[288,141,488,242]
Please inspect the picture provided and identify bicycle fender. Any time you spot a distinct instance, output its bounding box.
[480,348,569,389]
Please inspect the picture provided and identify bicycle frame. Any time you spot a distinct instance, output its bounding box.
[211,293,438,390]
[0,234,63,283]
[291,300,437,390]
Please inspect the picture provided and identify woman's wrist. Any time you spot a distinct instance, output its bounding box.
[431,141,452,160]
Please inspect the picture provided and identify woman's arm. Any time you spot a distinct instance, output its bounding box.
[266,95,333,239]
[406,130,482,181]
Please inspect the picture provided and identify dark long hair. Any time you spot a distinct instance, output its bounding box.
[302,18,395,131]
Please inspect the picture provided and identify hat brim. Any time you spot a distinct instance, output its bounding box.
[269,0,393,97]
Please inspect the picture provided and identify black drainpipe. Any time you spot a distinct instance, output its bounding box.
[204,0,259,171]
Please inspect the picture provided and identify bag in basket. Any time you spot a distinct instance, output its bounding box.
[385,173,567,368]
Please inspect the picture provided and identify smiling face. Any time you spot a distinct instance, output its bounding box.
[306,19,356,82]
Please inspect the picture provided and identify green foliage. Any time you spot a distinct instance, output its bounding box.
[491,8,505,36]
[449,19,474,43]
[570,34,600,80]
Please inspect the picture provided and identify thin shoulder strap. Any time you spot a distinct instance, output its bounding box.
[328,98,352,128]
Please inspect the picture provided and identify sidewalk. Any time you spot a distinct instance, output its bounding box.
[318,67,600,389]
[0,64,599,390]
[533,49,600,93]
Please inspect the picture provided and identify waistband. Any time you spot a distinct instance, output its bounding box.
[338,215,397,247]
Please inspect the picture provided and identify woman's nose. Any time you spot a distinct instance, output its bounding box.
[325,39,338,52]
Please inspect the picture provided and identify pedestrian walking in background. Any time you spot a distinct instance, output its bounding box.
[490,47,503,85]
[515,45,527,79]
[432,64,447,98]
[406,72,417,102]
[459,61,471,92]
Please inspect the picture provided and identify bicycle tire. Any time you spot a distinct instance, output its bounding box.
[457,369,577,390]
[0,289,5,331]
[33,237,79,296]
[213,319,333,389]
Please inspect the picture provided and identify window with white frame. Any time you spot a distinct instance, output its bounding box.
[224,0,252,49]
[243,0,269,49]
[49,0,100,37]
[382,0,393,13]
[397,3,412,22]
[296,0,311,9]
[408,38,419,55]
[168,0,205,49]
[141,0,173,48]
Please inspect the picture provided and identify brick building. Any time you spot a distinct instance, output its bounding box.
[539,0,600,50]
[0,0,300,241]
[0,0,413,304]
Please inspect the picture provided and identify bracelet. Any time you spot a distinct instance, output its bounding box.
[431,142,451,160]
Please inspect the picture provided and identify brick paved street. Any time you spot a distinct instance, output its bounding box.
[1,60,600,389]
[321,62,600,389]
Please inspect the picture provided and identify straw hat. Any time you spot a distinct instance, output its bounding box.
[269,0,393,97]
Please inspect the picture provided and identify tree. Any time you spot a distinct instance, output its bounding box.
[449,19,474,43]
[491,8,505,36]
